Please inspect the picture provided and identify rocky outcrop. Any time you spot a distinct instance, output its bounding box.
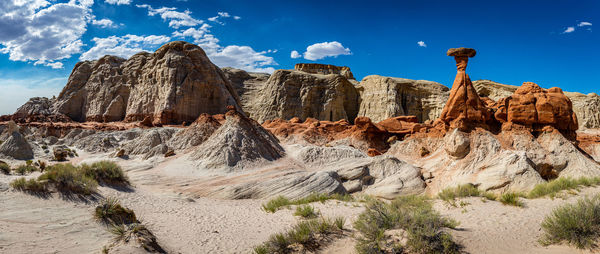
[474,80,600,130]
[439,48,493,130]
[495,82,578,132]
[0,122,33,160]
[13,97,54,119]
[168,114,222,150]
[357,76,449,123]
[52,41,241,124]
[294,63,355,80]
[191,107,285,171]
[251,69,359,123]
[221,67,270,118]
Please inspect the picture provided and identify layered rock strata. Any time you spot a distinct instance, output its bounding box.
[294,63,355,80]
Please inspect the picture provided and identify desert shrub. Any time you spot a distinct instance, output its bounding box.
[80,161,129,186]
[38,163,97,195]
[294,205,318,219]
[94,197,137,225]
[10,177,48,193]
[12,164,38,175]
[0,162,10,174]
[482,192,497,201]
[262,196,291,213]
[499,192,524,207]
[262,193,354,213]
[528,177,600,199]
[540,194,600,250]
[354,195,460,254]
[334,216,346,230]
[253,218,340,253]
[438,184,500,206]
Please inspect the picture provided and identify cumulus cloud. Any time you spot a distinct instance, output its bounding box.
[302,41,351,61]
[578,21,592,27]
[136,4,202,28]
[105,0,131,5]
[172,22,276,73]
[80,34,171,60]
[92,18,117,28]
[563,26,575,33]
[0,0,91,68]
[0,77,66,115]
[417,41,427,47]
[290,50,301,59]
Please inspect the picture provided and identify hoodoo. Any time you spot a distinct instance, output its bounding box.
[439,48,493,130]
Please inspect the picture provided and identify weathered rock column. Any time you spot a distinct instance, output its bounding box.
[440,47,492,130]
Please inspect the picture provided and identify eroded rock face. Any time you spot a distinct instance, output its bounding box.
[357,75,449,122]
[474,80,600,130]
[251,69,359,123]
[495,82,578,132]
[52,41,241,124]
[221,67,270,118]
[0,122,33,160]
[13,97,54,119]
[439,48,493,130]
[294,63,355,80]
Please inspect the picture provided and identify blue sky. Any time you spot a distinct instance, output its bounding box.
[0,0,598,114]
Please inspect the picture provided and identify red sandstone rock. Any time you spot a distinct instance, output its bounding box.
[367,148,382,157]
[377,116,424,134]
[495,82,578,131]
[439,48,493,130]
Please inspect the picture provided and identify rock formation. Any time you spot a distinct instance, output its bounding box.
[0,121,33,160]
[191,107,285,171]
[250,69,359,123]
[474,79,600,130]
[294,63,355,80]
[357,76,449,122]
[221,67,270,118]
[168,114,222,150]
[52,41,241,124]
[13,97,54,119]
[439,48,493,130]
[494,82,578,132]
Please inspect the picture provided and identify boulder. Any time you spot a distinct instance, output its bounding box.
[495,82,578,131]
[250,68,359,123]
[0,130,33,160]
[361,156,425,199]
[357,75,449,122]
[444,129,470,158]
[52,41,242,124]
[474,79,600,130]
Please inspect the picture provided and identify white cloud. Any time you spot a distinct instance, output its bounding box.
[172,22,276,73]
[0,77,66,115]
[0,0,92,68]
[290,50,301,59]
[80,34,171,60]
[136,4,202,28]
[563,26,575,33]
[302,41,351,61]
[105,0,131,5]
[208,11,237,25]
[578,21,592,27]
[417,41,427,47]
[92,18,117,28]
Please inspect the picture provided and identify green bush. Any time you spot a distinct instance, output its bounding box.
[10,177,48,193]
[13,164,38,175]
[0,162,10,174]
[80,161,129,186]
[499,192,524,207]
[540,194,600,250]
[528,177,600,199]
[354,195,460,254]
[334,216,346,230]
[262,193,354,213]
[38,163,97,195]
[294,205,318,219]
[94,197,137,225]
[253,218,340,253]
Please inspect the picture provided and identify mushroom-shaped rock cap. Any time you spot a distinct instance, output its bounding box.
[447,47,477,58]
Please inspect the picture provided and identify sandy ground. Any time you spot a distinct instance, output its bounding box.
[1,156,599,254]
